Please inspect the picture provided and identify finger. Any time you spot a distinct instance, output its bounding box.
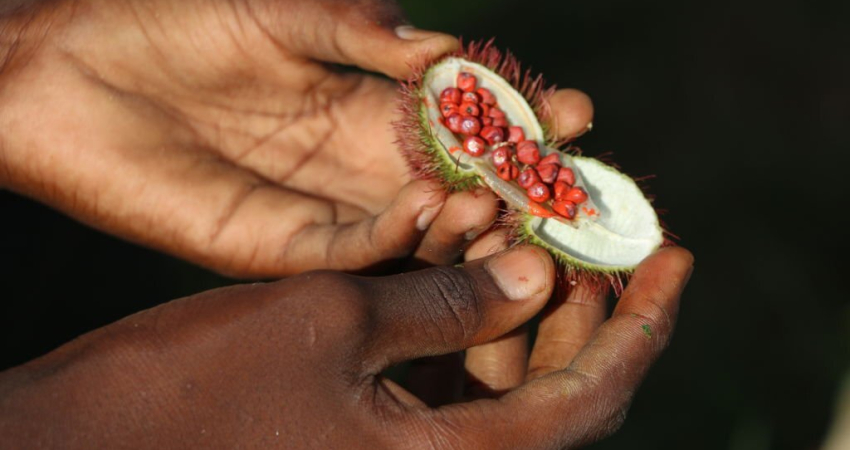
[261,1,460,79]
[464,328,528,398]
[281,179,445,274]
[462,229,529,395]
[410,188,500,267]
[404,227,508,404]
[429,247,694,449]
[547,89,595,141]
[463,228,512,263]
[525,283,608,381]
[364,245,555,366]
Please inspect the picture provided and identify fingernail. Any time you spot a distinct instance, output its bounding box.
[416,200,444,231]
[574,121,593,140]
[395,25,444,41]
[486,248,549,301]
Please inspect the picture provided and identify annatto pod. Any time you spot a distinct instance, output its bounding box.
[396,40,670,293]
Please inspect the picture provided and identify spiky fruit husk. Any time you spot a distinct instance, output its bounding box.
[396,40,671,294]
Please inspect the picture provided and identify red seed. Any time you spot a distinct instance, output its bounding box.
[440,102,459,118]
[516,141,541,165]
[463,136,486,157]
[518,167,541,189]
[440,87,462,104]
[489,107,506,118]
[527,182,551,203]
[481,103,491,117]
[480,126,506,145]
[491,146,511,166]
[553,181,572,200]
[460,102,480,117]
[564,186,588,204]
[528,201,555,218]
[553,200,577,220]
[538,153,561,167]
[457,72,477,92]
[476,88,497,105]
[557,167,576,185]
[536,164,559,184]
[482,117,494,126]
[446,113,464,133]
[492,117,508,127]
[507,126,525,144]
[459,116,482,135]
[462,91,480,104]
[497,163,519,181]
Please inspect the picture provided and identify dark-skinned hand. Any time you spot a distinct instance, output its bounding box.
[0,0,593,277]
[0,246,694,449]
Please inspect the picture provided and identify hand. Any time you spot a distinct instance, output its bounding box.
[0,245,693,449]
[0,0,594,277]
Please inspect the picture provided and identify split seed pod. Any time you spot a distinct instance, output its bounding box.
[397,40,669,292]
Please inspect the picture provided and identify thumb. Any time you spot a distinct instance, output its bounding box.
[262,0,459,79]
[364,246,555,365]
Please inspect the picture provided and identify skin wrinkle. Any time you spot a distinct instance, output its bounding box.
[2,0,438,275]
[411,279,453,352]
[126,1,172,83]
[205,180,262,246]
[57,21,370,273]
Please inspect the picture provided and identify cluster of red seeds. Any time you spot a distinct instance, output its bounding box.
[438,72,589,220]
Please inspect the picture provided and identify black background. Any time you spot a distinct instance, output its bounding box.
[1,0,848,448]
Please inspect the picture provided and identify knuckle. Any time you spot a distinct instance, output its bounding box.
[274,270,372,333]
[416,267,484,343]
